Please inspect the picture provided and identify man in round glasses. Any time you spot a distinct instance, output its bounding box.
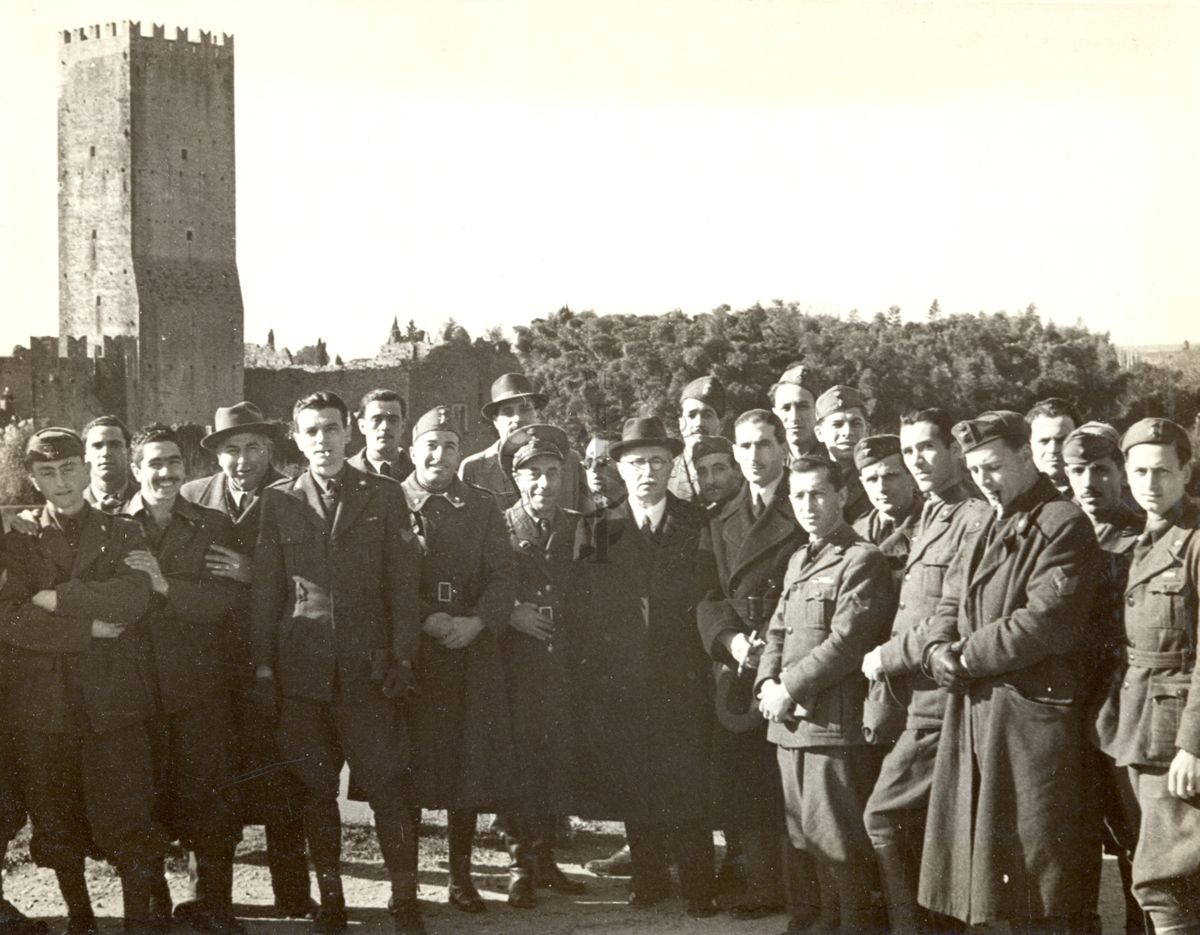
[582,431,625,514]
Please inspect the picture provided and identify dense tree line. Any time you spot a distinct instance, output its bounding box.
[514,302,1198,439]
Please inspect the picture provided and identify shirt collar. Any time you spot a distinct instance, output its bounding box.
[629,497,668,532]
[401,472,467,511]
[749,472,785,508]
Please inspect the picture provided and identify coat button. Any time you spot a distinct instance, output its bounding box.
[904,574,911,581]
[1127,596,1136,606]
[898,602,906,610]
[786,627,794,634]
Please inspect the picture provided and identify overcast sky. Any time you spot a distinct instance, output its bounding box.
[1,1,1197,360]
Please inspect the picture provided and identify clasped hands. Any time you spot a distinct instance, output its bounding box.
[423,611,484,649]
[926,640,971,694]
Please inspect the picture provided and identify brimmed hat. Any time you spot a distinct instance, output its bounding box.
[680,376,726,417]
[853,434,902,471]
[951,411,1029,454]
[610,417,684,460]
[815,385,866,422]
[201,402,282,450]
[26,427,84,462]
[481,373,548,421]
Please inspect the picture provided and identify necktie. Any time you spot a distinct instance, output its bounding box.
[100,494,123,514]
[318,477,340,522]
[641,515,657,542]
[753,494,766,520]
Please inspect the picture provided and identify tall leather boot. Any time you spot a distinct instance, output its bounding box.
[781,840,821,933]
[504,834,536,909]
[829,859,882,935]
[446,809,485,913]
[373,799,423,934]
[305,803,347,935]
[875,843,919,935]
[530,813,585,895]
[265,818,316,917]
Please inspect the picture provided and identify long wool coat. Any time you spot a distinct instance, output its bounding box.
[501,502,581,815]
[918,474,1100,925]
[570,494,716,825]
[402,474,519,809]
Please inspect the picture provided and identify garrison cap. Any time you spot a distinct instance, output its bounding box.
[853,434,902,471]
[508,424,570,469]
[692,435,733,463]
[775,363,818,395]
[611,416,684,460]
[1121,418,1192,460]
[411,406,461,442]
[951,411,1029,454]
[814,385,866,422]
[680,376,726,416]
[1062,422,1122,465]
[26,427,84,462]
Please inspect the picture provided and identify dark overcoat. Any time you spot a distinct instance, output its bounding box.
[123,494,242,714]
[0,504,152,735]
[918,474,1101,925]
[754,522,893,748]
[697,480,804,823]
[501,502,580,814]
[402,474,519,809]
[251,469,422,710]
[460,439,587,512]
[570,495,716,824]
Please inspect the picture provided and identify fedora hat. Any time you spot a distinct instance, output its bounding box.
[481,373,549,421]
[610,416,684,460]
[201,402,282,450]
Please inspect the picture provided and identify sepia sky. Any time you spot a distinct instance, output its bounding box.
[1,0,1197,360]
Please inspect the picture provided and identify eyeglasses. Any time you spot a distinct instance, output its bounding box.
[622,457,670,473]
[582,457,613,469]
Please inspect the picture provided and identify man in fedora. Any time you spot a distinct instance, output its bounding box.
[572,416,718,918]
[180,402,316,920]
[349,389,414,481]
[461,372,586,510]
[667,375,726,502]
[770,364,822,464]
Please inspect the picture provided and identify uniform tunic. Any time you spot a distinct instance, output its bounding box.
[1099,499,1200,923]
[501,503,580,816]
[402,474,519,809]
[0,504,165,871]
[918,474,1100,925]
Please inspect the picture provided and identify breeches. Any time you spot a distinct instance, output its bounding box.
[776,744,880,867]
[1130,765,1200,933]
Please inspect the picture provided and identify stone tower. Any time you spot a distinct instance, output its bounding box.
[58,21,243,427]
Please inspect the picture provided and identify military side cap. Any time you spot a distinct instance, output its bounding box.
[951,410,1029,453]
[481,373,548,420]
[412,406,461,442]
[776,363,817,395]
[506,423,569,462]
[202,401,282,450]
[610,416,684,459]
[853,434,902,471]
[26,427,84,462]
[814,385,865,422]
[680,375,726,416]
[1062,422,1121,465]
[1121,417,1192,459]
[692,435,733,463]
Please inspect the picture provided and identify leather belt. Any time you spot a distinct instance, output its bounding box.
[1127,648,1194,669]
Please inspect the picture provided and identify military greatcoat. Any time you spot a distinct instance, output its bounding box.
[918,474,1100,925]
[501,502,580,815]
[402,474,519,809]
[570,495,716,825]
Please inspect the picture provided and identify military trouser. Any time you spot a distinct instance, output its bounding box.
[0,729,27,843]
[1130,765,1200,935]
[16,723,167,872]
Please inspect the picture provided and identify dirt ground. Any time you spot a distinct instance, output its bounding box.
[4,807,1133,935]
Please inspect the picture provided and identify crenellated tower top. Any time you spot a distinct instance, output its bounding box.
[60,21,233,50]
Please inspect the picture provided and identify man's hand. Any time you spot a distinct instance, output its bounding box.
[31,590,57,613]
[861,646,885,682]
[205,544,252,583]
[124,550,168,596]
[10,510,38,535]
[928,643,970,694]
[442,616,484,650]
[1167,748,1200,799]
[730,632,766,671]
[422,612,453,640]
[758,679,796,722]
[251,671,279,723]
[91,620,127,639]
[381,661,418,702]
[509,603,554,641]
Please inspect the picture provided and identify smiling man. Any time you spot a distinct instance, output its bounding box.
[123,425,244,935]
[1098,418,1200,935]
[918,410,1099,933]
[350,389,413,481]
[252,391,424,935]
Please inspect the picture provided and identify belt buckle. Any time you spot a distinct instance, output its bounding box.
[437,581,453,603]
[538,606,554,622]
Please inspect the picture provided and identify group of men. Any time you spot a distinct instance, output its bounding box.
[0,365,1196,935]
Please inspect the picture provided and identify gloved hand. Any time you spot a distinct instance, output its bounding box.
[381,660,418,703]
[251,672,280,723]
[927,643,971,694]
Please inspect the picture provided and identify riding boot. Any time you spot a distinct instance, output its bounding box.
[446,809,485,913]
[530,816,585,895]
[781,840,821,932]
[875,843,919,935]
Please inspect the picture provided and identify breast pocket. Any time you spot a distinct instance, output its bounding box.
[1146,573,1190,633]
[1147,672,1192,762]
[802,582,835,631]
